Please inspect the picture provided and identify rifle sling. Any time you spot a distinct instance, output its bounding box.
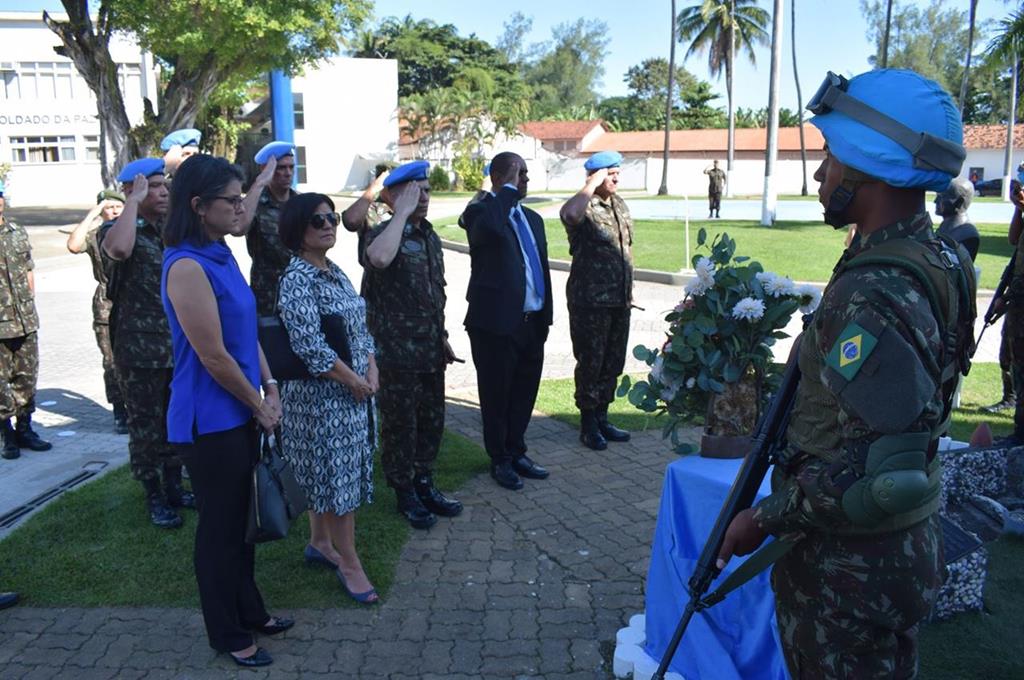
[699,536,800,609]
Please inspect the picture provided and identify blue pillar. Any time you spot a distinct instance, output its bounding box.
[269,70,296,186]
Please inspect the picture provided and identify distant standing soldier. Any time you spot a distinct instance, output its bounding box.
[66,189,128,434]
[361,161,463,529]
[0,181,51,460]
[704,160,726,218]
[560,151,633,451]
[100,158,193,529]
[245,141,299,316]
[718,69,975,678]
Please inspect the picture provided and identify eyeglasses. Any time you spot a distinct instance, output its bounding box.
[211,195,244,210]
[806,70,964,175]
[310,212,341,229]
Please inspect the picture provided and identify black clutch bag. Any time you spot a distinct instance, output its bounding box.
[258,313,352,381]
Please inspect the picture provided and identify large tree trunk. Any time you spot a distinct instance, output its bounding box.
[959,0,979,114]
[761,0,783,226]
[791,0,807,195]
[1003,54,1018,203]
[44,2,138,187]
[726,0,735,198]
[881,0,893,68]
[659,0,677,196]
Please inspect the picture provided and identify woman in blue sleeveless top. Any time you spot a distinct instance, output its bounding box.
[160,155,290,668]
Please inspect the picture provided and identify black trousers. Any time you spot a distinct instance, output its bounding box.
[181,422,269,653]
[468,315,546,464]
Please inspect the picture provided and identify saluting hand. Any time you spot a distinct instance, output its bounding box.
[371,169,390,194]
[390,181,421,215]
[128,173,149,203]
[586,168,608,190]
[254,155,277,188]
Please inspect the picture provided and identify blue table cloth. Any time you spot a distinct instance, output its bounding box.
[644,456,788,680]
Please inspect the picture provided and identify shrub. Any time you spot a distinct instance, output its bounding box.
[428,164,451,192]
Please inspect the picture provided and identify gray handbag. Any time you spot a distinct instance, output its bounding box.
[246,428,308,543]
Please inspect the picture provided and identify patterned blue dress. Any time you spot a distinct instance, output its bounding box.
[278,256,376,515]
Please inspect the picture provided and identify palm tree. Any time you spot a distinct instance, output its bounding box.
[984,8,1024,201]
[881,0,893,68]
[677,0,770,194]
[761,0,783,226]
[791,0,807,195]
[659,0,678,196]
[958,0,980,112]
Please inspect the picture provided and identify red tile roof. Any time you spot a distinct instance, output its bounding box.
[518,120,607,141]
[962,124,1024,149]
[582,126,825,154]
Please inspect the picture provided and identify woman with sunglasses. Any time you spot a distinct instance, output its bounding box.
[276,193,380,604]
[161,155,289,668]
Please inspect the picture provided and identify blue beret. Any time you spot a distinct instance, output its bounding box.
[483,162,491,175]
[254,141,295,165]
[383,160,430,188]
[585,151,623,172]
[117,158,165,183]
[160,128,201,151]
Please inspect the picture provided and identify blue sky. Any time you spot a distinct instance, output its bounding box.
[2,1,1013,111]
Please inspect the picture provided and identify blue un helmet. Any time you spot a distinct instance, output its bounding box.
[807,69,965,228]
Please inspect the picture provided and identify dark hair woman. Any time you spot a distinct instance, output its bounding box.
[276,192,380,604]
[160,154,291,667]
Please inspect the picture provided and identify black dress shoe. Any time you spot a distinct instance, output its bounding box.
[491,461,523,490]
[579,410,607,451]
[395,489,437,529]
[1,420,19,459]
[414,474,463,517]
[230,647,273,667]
[251,616,294,635]
[15,416,51,451]
[512,455,549,480]
[598,420,631,443]
[142,479,183,529]
[163,466,196,509]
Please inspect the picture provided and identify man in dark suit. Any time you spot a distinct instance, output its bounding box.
[461,152,552,490]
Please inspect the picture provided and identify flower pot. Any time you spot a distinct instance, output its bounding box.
[701,371,760,459]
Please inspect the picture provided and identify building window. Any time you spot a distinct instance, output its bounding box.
[0,63,17,100]
[295,146,307,184]
[9,135,77,164]
[293,93,305,130]
[117,63,142,104]
[84,135,100,161]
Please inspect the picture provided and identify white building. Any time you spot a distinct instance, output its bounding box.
[0,11,159,206]
[1,11,400,206]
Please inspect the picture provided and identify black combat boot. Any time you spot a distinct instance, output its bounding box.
[394,488,437,530]
[142,478,183,529]
[15,415,51,451]
[597,408,630,442]
[1,419,19,460]
[163,465,196,509]
[579,410,608,451]
[414,473,463,517]
[112,402,129,435]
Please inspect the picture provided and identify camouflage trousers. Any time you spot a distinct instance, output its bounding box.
[377,369,444,491]
[119,366,178,482]
[93,322,122,407]
[1007,334,1024,433]
[569,306,630,411]
[709,192,722,213]
[999,328,1015,400]
[0,332,38,421]
[771,515,945,679]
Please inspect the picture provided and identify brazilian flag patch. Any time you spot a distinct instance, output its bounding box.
[826,322,878,381]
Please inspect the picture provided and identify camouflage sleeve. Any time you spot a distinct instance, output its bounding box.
[754,267,943,534]
[15,224,33,271]
[277,269,339,375]
[1010,231,1024,298]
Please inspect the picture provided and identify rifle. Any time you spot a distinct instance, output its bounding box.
[652,337,804,679]
[974,251,1016,353]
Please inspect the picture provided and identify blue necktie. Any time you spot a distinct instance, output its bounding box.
[511,206,545,301]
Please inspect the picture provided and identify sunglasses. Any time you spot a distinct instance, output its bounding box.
[310,212,341,229]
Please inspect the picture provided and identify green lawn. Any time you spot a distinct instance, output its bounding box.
[436,218,1014,289]
[0,431,489,608]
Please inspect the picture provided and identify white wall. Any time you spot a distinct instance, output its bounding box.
[0,12,159,206]
[292,57,399,192]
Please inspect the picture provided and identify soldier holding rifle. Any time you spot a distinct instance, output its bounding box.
[690,70,976,679]
[989,180,1024,441]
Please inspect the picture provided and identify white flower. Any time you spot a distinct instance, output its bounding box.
[650,354,665,383]
[685,257,716,297]
[685,377,696,389]
[755,271,776,287]
[764,274,795,298]
[795,283,822,314]
[660,384,680,402]
[684,277,713,296]
[731,297,766,321]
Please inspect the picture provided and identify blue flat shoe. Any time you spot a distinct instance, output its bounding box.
[336,570,379,605]
[303,544,337,569]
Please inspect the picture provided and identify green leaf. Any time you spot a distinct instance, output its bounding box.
[697,227,707,246]
[707,378,725,393]
[722,362,742,382]
[675,442,697,455]
[633,345,652,361]
[616,374,632,397]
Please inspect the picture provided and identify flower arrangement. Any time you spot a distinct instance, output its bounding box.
[620,229,820,454]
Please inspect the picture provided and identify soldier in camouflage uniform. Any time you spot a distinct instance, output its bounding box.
[245,142,299,316]
[361,160,462,529]
[995,182,1024,440]
[66,189,128,433]
[100,158,193,529]
[0,181,51,460]
[717,70,975,678]
[559,151,633,451]
[704,160,727,218]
